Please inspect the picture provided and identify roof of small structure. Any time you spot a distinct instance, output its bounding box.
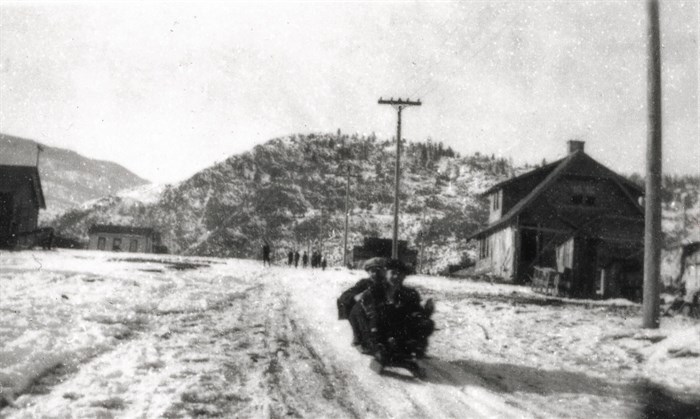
[0,164,46,209]
[470,150,644,240]
[88,224,158,237]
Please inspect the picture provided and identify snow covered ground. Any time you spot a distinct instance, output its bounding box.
[1,250,699,418]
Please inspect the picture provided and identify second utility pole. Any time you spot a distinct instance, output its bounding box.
[341,165,360,267]
[378,97,422,258]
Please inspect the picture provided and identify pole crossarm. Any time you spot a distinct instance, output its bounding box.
[378,97,422,107]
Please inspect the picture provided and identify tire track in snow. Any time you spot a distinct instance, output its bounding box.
[252,281,365,418]
[276,267,535,419]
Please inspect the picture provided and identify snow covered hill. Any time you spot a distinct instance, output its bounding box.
[1,250,699,418]
[48,133,513,273]
[0,133,149,221]
[45,132,699,278]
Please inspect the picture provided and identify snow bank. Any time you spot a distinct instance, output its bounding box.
[640,324,700,393]
[2,250,698,417]
[0,250,239,407]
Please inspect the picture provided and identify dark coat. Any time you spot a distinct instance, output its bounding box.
[337,278,373,320]
[356,284,433,355]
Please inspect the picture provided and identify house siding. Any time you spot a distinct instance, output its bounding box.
[475,225,516,281]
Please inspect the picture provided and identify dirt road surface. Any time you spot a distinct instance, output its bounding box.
[1,251,698,418]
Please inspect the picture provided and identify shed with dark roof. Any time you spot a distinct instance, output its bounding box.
[87,224,162,253]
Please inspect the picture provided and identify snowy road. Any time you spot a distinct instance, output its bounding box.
[1,250,699,418]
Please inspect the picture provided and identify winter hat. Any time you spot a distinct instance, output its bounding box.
[386,259,410,274]
[363,257,389,272]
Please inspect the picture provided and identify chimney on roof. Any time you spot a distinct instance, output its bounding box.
[567,140,585,154]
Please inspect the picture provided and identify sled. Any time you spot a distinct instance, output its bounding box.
[369,354,427,379]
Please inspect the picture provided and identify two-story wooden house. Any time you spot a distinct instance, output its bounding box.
[470,141,645,300]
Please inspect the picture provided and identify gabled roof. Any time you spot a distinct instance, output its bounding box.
[481,158,564,196]
[481,154,643,197]
[470,151,644,239]
[0,164,46,209]
[88,224,158,237]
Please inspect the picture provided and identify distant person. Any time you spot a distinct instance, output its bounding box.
[287,250,294,266]
[294,250,300,268]
[311,250,319,268]
[262,242,271,266]
[321,256,327,270]
[39,227,54,250]
[302,251,309,268]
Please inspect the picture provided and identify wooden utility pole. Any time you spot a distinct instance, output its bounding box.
[643,0,663,329]
[378,97,422,258]
[341,165,360,267]
[319,207,325,255]
[418,206,427,274]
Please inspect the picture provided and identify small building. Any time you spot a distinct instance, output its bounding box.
[87,224,161,253]
[0,165,46,248]
[350,237,418,272]
[470,141,645,300]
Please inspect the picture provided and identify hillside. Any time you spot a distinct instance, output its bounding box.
[0,133,149,220]
[47,132,700,277]
[49,133,513,273]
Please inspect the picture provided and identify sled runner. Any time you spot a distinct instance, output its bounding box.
[367,297,435,379]
[369,353,427,379]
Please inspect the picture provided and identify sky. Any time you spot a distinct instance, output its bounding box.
[0,1,697,184]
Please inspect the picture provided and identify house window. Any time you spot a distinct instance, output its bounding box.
[480,237,490,259]
[492,192,500,211]
[571,184,596,206]
[129,239,138,252]
[113,237,122,251]
[97,236,106,250]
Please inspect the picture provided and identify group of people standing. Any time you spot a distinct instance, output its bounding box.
[280,248,327,270]
[261,242,327,269]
